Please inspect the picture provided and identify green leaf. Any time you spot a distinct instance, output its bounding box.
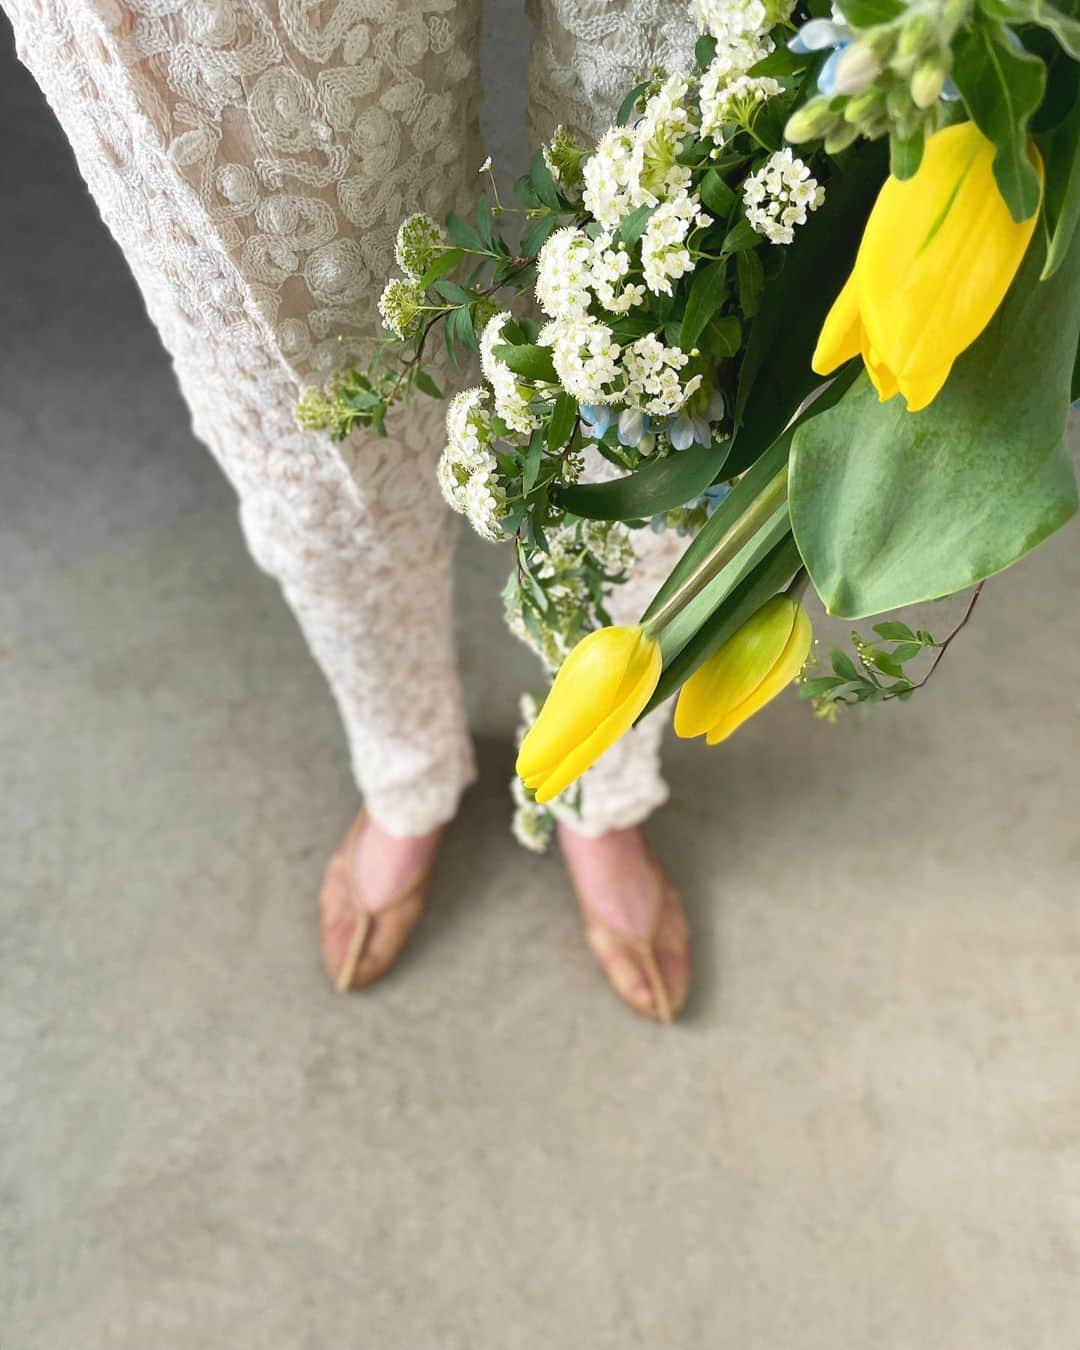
[528,150,561,210]
[831,649,860,681]
[476,195,496,248]
[873,620,916,642]
[695,33,717,70]
[679,261,730,351]
[413,369,444,399]
[722,219,761,254]
[730,142,889,476]
[699,168,737,219]
[1040,86,1080,277]
[703,313,742,358]
[434,278,479,306]
[446,211,487,252]
[980,0,1080,58]
[617,81,650,126]
[547,392,577,453]
[788,228,1080,619]
[554,441,730,521]
[736,250,764,318]
[835,0,904,24]
[639,533,803,717]
[419,248,464,289]
[890,129,925,180]
[616,203,656,249]
[491,342,558,383]
[521,215,559,257]
[952,24,1047,222]
[523,432,544,494]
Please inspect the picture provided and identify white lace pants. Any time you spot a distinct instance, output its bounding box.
[6,0,697,836]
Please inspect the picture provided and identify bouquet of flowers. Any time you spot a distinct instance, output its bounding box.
[298,0,1079,847]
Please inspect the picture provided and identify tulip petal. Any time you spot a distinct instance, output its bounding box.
[705,605,813,744]
[673,598,797,740]
[516,627,663,803]
[855,122,1042,411]
[531,641,662,802]
[812,270,863,376]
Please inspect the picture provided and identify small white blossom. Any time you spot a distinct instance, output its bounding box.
[590,235,647,314]
[480,311,541,434]
[641,191,707,296]
[536,227,594,319]
[742,148,825,245]
[437,387,507,541]
[623,334,699,416]
[582,126,637,229]
[539,316,622,405]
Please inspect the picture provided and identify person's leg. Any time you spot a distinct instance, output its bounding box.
[526,0,699,1017]
[7,0,484,981]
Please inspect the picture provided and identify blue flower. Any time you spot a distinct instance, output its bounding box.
[580,403,613,439]
[789,17,853,95]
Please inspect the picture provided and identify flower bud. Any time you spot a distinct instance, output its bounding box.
[824,122,861,154]
[833,41,882,96]
[784,97,837,144]
[843,88,881,126]
[897,12,934,60]
[911,57,948,109]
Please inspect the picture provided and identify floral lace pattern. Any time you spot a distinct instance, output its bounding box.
[6,0,695,834]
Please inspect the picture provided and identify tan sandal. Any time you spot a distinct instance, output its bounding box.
[318,811,437,992]
[571,854,690,1024]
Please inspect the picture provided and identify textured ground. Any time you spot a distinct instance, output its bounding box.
[3,11,1080,1348]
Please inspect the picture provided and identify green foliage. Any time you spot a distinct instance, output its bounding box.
[788,229,1080,619]
[555,440,731,521]
[799,621,939,713]
[953,23,1047,221]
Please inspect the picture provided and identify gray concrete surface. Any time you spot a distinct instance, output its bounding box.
[3,10,1080,1349]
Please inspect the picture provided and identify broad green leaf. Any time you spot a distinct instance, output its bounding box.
[873,620,916,642]
[679,261,730,350]
[1040,88,1080,277]
[736,249,764,318]
[547,392,577,453]
[523,432,544,494]
[616,203,656,248]
[617,81,650,126]
[695,34,717,70]
[434,278,480,306]
[980,0,1080,58]
[491,342,557,382]
[699,168,737,218]
[730,143,888,476]
[419,248,464,289]
[528,150,561,210]
[722,219,761,254]
[555,441,730,521]
[639,533,803,716]
[952,25,1046,222]
[788,229,1080,619]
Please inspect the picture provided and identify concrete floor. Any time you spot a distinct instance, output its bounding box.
[3,12,1080,1349]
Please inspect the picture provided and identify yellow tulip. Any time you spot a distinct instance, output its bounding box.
[813,122,1042,412]
[517,626,662,803]
[674,596,812,745]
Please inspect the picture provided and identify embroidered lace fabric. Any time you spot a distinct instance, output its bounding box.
[6,0,696,835]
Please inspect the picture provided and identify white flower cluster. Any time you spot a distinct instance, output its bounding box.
[394,212,445,280]
[437,387,507,541]
[742,148,825,244]
[582,75,698,228]
[539,316,623,405]
[640,191,710,296]
[691,0,793,51]
[623,335,703,417]
[378,277,423,339]
[535,228,594,319]
[480,312,541,434]
[700,71,782,139]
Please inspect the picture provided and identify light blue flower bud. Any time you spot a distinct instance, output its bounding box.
[617,407,648,446]
[833,41,882,96]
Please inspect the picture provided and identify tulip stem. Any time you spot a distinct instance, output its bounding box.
[642,465,790,637]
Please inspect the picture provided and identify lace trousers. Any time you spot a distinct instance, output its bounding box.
[6,0,698,836]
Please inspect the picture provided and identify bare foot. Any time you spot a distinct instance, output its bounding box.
[319,813,442,990]
[558,823,690,1021]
